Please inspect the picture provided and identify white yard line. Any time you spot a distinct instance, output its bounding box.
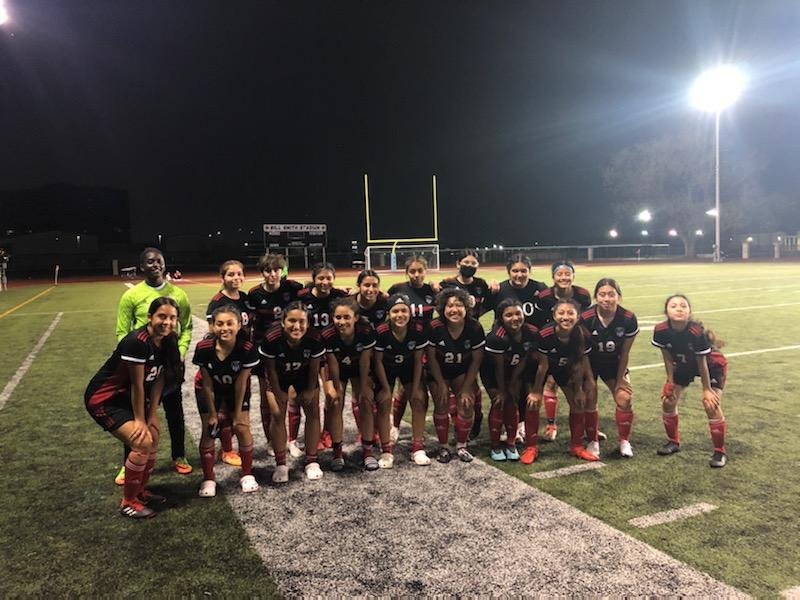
[782,586,800,599]
[624,284,800,300]
[7,309,116,317]
[0,312,63,411]
[630,344,800,371]
[638,301,800,321]
[629,503,718,528]
[530,461,606,479]
[124,282,135,289]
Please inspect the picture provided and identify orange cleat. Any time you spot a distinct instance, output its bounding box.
[218,449,242,467]
[569,446,600,462]
[173,457,193,474]
[318,430,333,451]
[543,424,558,441]
[520,445,538,465]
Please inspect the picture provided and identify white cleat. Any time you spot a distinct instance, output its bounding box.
[515,422,526,444]
[378,452,394,469]
[240,474,259,493]
[586,440,601,458]
[198,480,217,498]
[619,440,633,458]
[305,461,323,480]
[287,440,304,459]
[272,464,289,484]
[265,441,275,457]
[390,425,400,444]
[412,449,431,466]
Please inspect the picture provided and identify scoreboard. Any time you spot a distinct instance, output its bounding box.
[263,224,327,248]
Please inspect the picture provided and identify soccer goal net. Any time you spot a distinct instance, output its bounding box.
[365,244,440,272]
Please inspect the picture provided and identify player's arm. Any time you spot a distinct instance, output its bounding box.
[115,292,135,341]
[177,292,193,358]
[147,371,165,422]
[492,352,508,405]
[358,348,374,403]
[373,350,391,393]
[460,347,483,398]
[325,352,343,402]
[614,336,636,393]
[426,345,446,388]
[200,367,218,426]
[696,354,720,408]
[265,358,287,403]
[233,367,253,423]
[660,348,675,384]
[127,362,149,442]
[411,348,424,392]
[306,357,321,390]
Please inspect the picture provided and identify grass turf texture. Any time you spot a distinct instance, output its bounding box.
[0,262,798,596]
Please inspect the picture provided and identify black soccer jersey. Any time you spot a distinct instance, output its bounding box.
[481,322,539,387]
[354,293,389,327]
[533,285,592,328]
[386,282,437,321]
[428,317,486,380]
[192,338,260,397]
[85,327,164,406]
[374,319,430,374]
[581,305,638,369]
[321,323,377,380]
[259,322,326,385]
[248,279,303,342]
[491,279,547,325]
[205,291,254,339]
[537,325,592,385]
[297,287,350,330]
[439,277,491,318]
[651,320,712,375]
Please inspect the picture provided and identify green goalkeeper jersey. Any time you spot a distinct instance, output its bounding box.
[115,281,193,357]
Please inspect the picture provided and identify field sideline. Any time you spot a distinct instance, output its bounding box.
[1,262,799,597]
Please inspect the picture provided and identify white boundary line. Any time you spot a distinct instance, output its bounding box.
[531,461,606,479]
[624,284,800,300]
[638,301,800,321]
[0,312,63,410]
[124,282,135,289]
[782,585,800,599]
[630,344,800,371]
[629,503,718,528]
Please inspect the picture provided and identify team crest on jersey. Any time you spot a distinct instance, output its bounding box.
[523,342,532,351]
[688,343,694,351]
[261,299,268,305]
[376,310,386,320]
[425,295,434,304]
[231,361,241,372]
[464,340,472,350]
[615,327,625,338]
[303,349,311,358]
[356,343,364,351]
[149,354,155,360]
[476,288,483,295]
[407,340,416,350]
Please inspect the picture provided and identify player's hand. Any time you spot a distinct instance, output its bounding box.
[431,281,441,294]
[526,391,542,410]
[489,279,500,293]
[615,379,633,396]
[130,419,150,444]
[147,414,161,436]
[491,391,505,410]
[702,388,721,410]
[661,381,676,400]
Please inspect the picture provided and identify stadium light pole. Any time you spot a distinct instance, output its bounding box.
[690,65,746,262]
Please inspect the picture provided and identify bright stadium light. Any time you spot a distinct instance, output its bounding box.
[695,229,704,236]
[637,209,652,223]
[608,229,619,239]
[668,229,678,237]
[705,208,718,217]
[691,65,745,263]
[746,236,754,242]
[0,1,8,25]
[641,229,649,237]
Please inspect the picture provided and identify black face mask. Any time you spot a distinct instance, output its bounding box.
[459,265,477,278]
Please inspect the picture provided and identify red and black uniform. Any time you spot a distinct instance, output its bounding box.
[536,325,592,388]
[428,317,486,380]
[259,323,326,391]
[386,282,437,321]
[248,279,303,343]
[354,294,389,327]
[205,291,254,340]
[298,287,350,330]
[193,338,260,413]
[652,320,727,389]
[491,279,547,325]
[85,327,164,432]
[533,285,592,328]
[439,277,491,319]
[581,305,639,382]
[322,323,377,382]
[481,322,539,390]
[375,319,429,386]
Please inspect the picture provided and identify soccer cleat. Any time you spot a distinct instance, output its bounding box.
[305,461,323,480]
[138,489,166,505]
[570,446,600,462]
[319,430,333,450]
[119,498,155,519]
[198,480,217,497]
[378,452,394,469]
[114,466,126,486]
[265,442,275,458]
[364,455,379,471]
[173,457,193,475]
[709,450,727,468]
[470,413,483,440]
[597,430,607,441]
[390,425,400,444]
[219,449,242,467]
[504,445,520,461]
[331,457,345,472]
[287,440,304,459]
[456,447,474,463]
[657,441,681,456]
[499,431,508,442]
[543,424,557,442]
[619,440,633,458]
[520,445,538,465]
[436,447,452,464]
[490,448,507,462]
[240,474,260,493]
[272,464,289,484]
[515,422,526,444]
[412,449,431,466]
[586,441,600,458]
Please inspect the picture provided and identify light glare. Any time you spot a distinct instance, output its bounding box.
[668,229,678,237]
[690,66,746,113]
[608,229,618,238]
[705,208,718,217]
[637,209,652,222]
[695,229,703,236]
[640,230,648,236]
[0,1,8,25]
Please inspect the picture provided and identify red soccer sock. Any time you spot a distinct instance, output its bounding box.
[123,453,147,502]
[504,398,519,443]
[392,394,407,428]
[662,411,680,444]
[200,443,216,480]
[274,449,287,467]
[708,418,726,453]
[584,409,599,442]
[305,453,317,465]
[455,413,473,445]
[333,441,343,459]
[544,390,558,424]
[259,401,272,441]
[488,403,504,446]
[448,393,457,417]
[362,444,373,459]
[381,441,393,454]
[239,443,253,476]
[615,408,634,441]
[411,437,424,453]
[221,426,234,453]
[288,404,301,442]
[351,397,361,430]
[433,413,450,445]
[568,412,585,450]
[525,407,540,447]
[140,452,157,488]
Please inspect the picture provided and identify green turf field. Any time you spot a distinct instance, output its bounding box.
[0,262,798,597]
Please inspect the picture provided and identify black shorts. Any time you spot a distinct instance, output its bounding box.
[673,351,728,390]
[549,367,576,389]
[590,360,628,383]
[386,367,414,389]
[195,388,251,414]
[278,374,316,393]
[85,394,143,433]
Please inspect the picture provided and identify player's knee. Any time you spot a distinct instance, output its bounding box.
[615,389,632,409]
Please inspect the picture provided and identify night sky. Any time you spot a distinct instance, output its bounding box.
[1,1,799,247]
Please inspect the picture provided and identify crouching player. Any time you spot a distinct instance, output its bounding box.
[85,297,181,518]
[652,294,729,468]
[195,306,261,497]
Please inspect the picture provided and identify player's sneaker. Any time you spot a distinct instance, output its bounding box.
[272,464,289,484]
[436,447,452,464]
[119,498,155,519]
[515,422,526,444]
[138,489,166,505]
[456,447,474,463]
[569,446,600,462]
[305,462,323,480]
[319,430,333,450]
[412,450,431,466]
[331,456,345,472]
[504,445,520,461]
[114,466,126,486]
[240,474,259,492]
[586,441,600,458]
[390,425,400,444]
[364,455,379,471]
[198,480,217,497]
[173,457,192,474]
[490,448,507,462]
[709,450,727,468]
[520,445,538,465]
[378,452,394,469]
[619,440,633,458]
[218,449,242,467]
[288,440,304,459]
[657,441,681,456]
[543,424,557,441]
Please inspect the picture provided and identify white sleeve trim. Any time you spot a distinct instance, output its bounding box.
[485,346,505,354]
[311,349,326,359]
[259,347,277,358]
[242,359,260,368]
[651,340,665,348]
[362,340,376,349]
[625,327,640,337]
[374,345,386,352]
[472,340,486,350]
[121,355,146,363]
[695,347,712,355]
[416,340,430,349]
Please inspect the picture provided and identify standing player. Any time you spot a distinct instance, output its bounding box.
[321,298,378,471]
[195,306,261,496]
[533,261,591,442]
[86,297,181,518]
[427,288,486,463]
[373,294,431,465]
[248,254,303,457]
[581,279,639,458]
[652,294,729,468]
[534,298,598,462]
[260,301,326,482]
[353,269,389,326]
[114,247,193,485]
